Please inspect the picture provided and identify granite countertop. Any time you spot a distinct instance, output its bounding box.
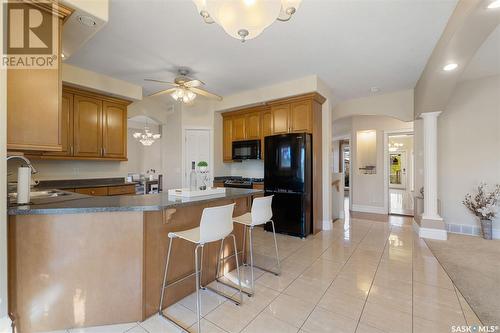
[8,188,263,216]
[34,177,139,190]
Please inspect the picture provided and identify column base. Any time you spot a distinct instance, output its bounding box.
[0,315,13,333]
[418,218,448,240]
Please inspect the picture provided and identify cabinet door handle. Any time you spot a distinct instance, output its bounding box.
[103,147,106,156]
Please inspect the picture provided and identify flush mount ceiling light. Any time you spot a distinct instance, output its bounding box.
[133,127,161,146]
[193,0,302,42]
[443,63,458,71]
[77,15,97,27]
[488,0,500,9]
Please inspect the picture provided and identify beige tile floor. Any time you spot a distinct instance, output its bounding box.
[50,214,482,333]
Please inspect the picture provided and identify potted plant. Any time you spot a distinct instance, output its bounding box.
[197,161,208,172]
[463,182,500,240]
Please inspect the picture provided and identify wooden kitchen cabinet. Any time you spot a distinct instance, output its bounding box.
[231,115,246,141]
[6,2,72,152]
[271,104,290,134]
[290,100,313,133]
[37,86,130,161]
[245,112,261,140]
[102,101,127,159]
[223,117,233,162]
[75,187,108,196]
[261,109,273,137]
[73,95,103,158]
[44,92,73,157]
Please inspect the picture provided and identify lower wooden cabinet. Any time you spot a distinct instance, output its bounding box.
[75,187,108,196]
[75,184,136,196]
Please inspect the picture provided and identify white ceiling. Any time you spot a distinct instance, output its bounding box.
[461,25,500,82]
[66,0,458,101]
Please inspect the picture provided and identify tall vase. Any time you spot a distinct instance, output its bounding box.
[480,219,493,240]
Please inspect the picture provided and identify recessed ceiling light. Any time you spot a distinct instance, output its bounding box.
[77,15,97,27]
[370,87,380,93]
[443,63,458,71]
[488,0,500,9]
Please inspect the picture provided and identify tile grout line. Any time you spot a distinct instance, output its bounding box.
[453,285,470,327]
[297,221,376,332]
[235,234,318,333]
[353,223,393,333]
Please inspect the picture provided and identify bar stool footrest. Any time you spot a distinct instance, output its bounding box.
[205,283,245,304]
[214,277,254,297]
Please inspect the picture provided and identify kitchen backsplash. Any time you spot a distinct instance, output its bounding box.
[226,160,264,178]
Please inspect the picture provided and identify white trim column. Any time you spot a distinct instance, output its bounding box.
[419,111,447,240]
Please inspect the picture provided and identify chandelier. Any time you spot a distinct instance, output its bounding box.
[193,0,302,42]
[133,127,161,146]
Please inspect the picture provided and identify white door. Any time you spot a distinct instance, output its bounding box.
[184,129,211,187]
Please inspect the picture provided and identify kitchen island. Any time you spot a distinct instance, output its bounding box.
[8,188,262,333]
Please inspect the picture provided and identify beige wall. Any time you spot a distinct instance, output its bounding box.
[63,64,142,100]
[0,0,8,321]
[333,89,414,122]
[438,75,500,236]
[350,116,413,213]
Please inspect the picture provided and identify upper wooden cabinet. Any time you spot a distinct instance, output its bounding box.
[223,117,233,162]
[245,112,261,140]
[271,104,290,134]
[290,100,313,133]
[44,92,73,157]
[271,100,313,134]
[6,2,72,152]
[221,93,325,163]
[231,115,246,141]
[42,87,130,161]
[73,95,103,158]
[102,102,127,158]
[261,109,273,137]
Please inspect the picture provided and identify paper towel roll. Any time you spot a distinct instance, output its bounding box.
[17,166,31,204]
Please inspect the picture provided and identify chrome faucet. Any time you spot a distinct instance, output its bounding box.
[7,155,38,174]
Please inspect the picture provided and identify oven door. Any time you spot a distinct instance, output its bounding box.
[232,140,261,160]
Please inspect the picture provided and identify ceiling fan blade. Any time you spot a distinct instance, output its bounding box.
[148,88,177,98]
[184,79,205,88]
[144,79,178,86]
[190,87,223,101]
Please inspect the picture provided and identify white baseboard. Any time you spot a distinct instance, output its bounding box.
[322,219,333,230]
[352,204,387,215]
[0,316,12,333]
[419,226,448,240]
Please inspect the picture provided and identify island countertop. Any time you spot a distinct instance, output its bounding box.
[8,188,263,215]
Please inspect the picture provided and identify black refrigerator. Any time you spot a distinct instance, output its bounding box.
[264,133,312,238]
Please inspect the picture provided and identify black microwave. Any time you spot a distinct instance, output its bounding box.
[232,140,261,160]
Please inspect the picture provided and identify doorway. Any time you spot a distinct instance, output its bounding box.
[183,129,212,188]
[387,133,414,216]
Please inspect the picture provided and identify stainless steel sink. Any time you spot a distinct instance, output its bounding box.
[8,190,71,200]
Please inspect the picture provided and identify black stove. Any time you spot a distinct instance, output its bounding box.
[224,179,253,189]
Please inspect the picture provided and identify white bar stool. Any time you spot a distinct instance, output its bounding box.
[159,203,243,333]
[233,195,280,296]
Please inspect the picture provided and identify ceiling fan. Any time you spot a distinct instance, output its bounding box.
[145,68,222,103]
